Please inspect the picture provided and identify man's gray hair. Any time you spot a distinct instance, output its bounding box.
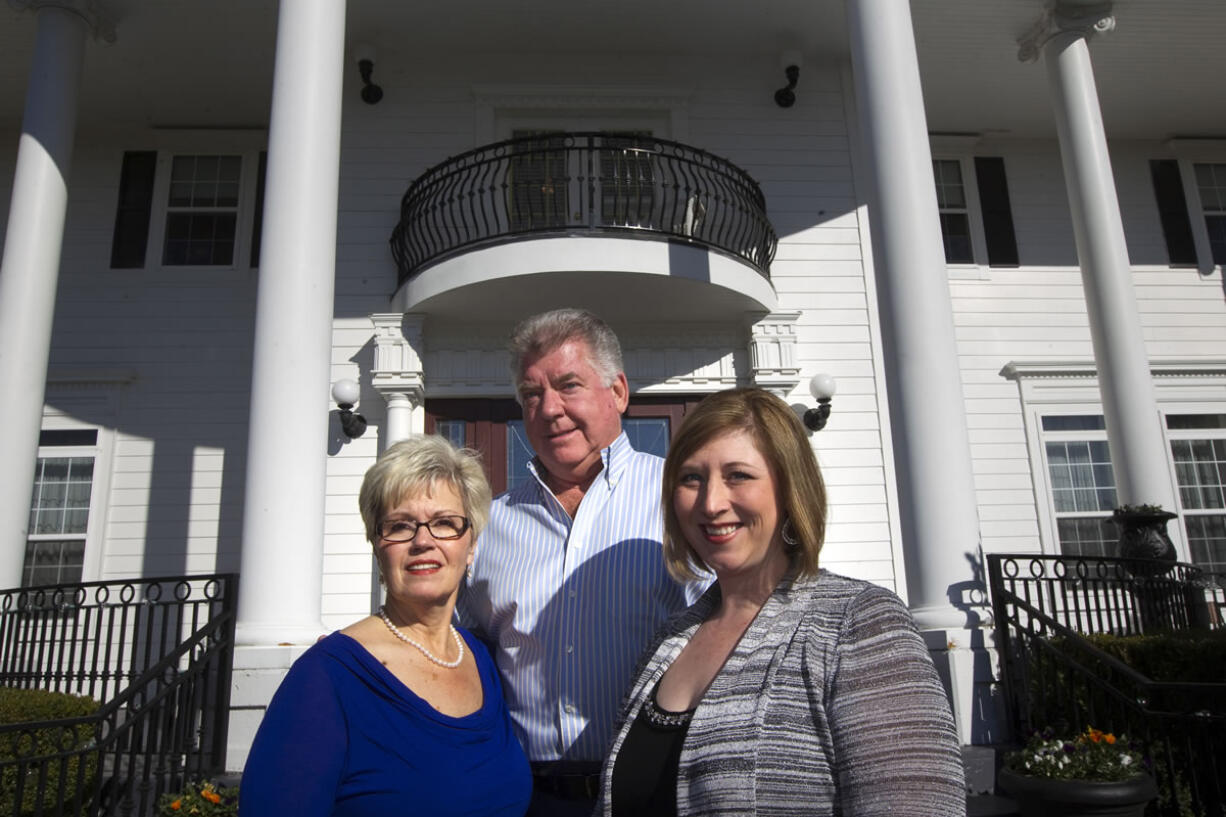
[508,308,624,396]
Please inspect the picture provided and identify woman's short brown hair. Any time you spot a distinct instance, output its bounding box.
[358,435,492,546]
[662,388,827,581]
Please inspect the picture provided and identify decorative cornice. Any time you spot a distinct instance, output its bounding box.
[9,0,116,43]
[1016,2,1115,63]
[1000,360,1226,381]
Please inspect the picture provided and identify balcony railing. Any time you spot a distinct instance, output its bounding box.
[390,132,778,284]
[0,575,237,817]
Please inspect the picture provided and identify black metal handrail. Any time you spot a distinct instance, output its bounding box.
[988,554,1224,817]
[0,575,237,817]
[390,131,778,283]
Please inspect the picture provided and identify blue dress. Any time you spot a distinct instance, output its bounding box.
[241,629,532,817]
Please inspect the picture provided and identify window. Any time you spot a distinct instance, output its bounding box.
[24,430,100,587]
[1150,146,1226,269]
[508,132,569,231]
[1193,163,1226,265]
[933,159,973,264]
[110,141,266,270]
[931,155,1018,268]
[1041,416,1119,558]
[1167,414,1226,575]
[425,397,699,494]
[162,155,242,265]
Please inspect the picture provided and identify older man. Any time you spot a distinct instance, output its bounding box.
[458,308,702,816]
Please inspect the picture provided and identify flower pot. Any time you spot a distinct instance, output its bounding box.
[998,767,1157,817]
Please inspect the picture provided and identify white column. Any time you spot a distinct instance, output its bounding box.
[1040,12,1176,509]
[846,0,981,630]
[0,5,90,588]
[235,0,346,645]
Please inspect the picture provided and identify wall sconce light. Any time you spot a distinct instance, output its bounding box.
[332,378,367,439]
[355,44,383,105]
[775,65,800,108]
[803,373,836,432]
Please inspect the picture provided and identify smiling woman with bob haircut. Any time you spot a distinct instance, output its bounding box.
[597,388,965,816]
[241,435,531,817]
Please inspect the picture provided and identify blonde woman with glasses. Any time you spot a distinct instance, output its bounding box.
[242,436,531,817]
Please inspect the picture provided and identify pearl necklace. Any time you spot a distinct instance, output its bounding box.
[378,605,464,669]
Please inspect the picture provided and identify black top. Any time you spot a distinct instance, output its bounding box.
[610,682,695,817]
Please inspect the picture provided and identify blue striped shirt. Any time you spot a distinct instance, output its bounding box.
[457,432,704,763]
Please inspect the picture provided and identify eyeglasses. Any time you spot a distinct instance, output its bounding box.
[377,516,470,543]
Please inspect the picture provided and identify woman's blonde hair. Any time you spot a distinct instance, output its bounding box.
[662,388,827,581]
[358,435,492,545]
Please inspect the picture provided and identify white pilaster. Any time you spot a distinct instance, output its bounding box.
[846,0,982,630]
[235,0,347,646]
[0,4,91,589]
[371,313,425,447]
[1035,6,1176,509]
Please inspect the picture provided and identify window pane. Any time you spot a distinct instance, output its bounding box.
[933,160,966,207]
[1171,437,1226,510]
[1042,415,1107,432]
[22,540,85,588]
[435,420,467,449]
[1205,214,1226,265]
[29,456,94,535]
[1166,414,1226,430]
[1047,440,1116,513]
[506,420,537,492]
[623,418,670,458]
[939,213,973,263]
[1057,517,1117,558]
[1184,515,1226,576]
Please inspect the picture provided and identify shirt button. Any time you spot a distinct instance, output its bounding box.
[568,589,577,598]
[565,704,576,714]
[566,645,574,654]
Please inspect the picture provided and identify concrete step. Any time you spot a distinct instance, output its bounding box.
[967,793,1021,816]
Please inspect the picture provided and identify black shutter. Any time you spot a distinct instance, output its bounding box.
[109,151,157,268]
[250,150,267,267]
[974,157,1018,267]
[1149,159,1197,267]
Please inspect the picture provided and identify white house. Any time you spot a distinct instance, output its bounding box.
[1,0,1223,771]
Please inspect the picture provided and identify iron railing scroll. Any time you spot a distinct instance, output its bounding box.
[988,554,1224,817]
[390,132,778,284]
[0,574,238,817]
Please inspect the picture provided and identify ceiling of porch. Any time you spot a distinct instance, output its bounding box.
[0,1,1222,142]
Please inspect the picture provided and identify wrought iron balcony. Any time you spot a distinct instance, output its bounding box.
[390,132,777,286]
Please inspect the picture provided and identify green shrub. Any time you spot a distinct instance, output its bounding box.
[1083,629,1226,684]
[0,688,102,817]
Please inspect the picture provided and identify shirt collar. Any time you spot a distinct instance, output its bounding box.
[526,430,632,492]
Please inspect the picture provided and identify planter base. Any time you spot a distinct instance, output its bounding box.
[998,768,1156,817]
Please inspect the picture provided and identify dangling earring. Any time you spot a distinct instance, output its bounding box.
[466,546,476,579]
[781,518,801,551]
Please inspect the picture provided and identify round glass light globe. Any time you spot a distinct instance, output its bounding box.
[809,373,837,401]
[331,378,360,406]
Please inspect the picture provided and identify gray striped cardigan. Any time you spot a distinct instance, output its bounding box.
[597,570,966,816]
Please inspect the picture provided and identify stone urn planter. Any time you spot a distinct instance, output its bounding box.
[998,767,1157,817]
[1111,505,1177,575]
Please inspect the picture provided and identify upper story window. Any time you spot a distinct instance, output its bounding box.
[162,155,243,265]
[110,137,266,270]
[1150,142,1226,270]
[930,152,1018,269]
[933,159,972,264]
[1193,163,1226,264]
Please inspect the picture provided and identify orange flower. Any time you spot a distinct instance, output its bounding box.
[1105,733,1117,744]
[1087,728,1104,743]
[201,790,221,804]
[170,800,181,811]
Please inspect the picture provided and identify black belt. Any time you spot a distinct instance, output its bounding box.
[531,762,602,801]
